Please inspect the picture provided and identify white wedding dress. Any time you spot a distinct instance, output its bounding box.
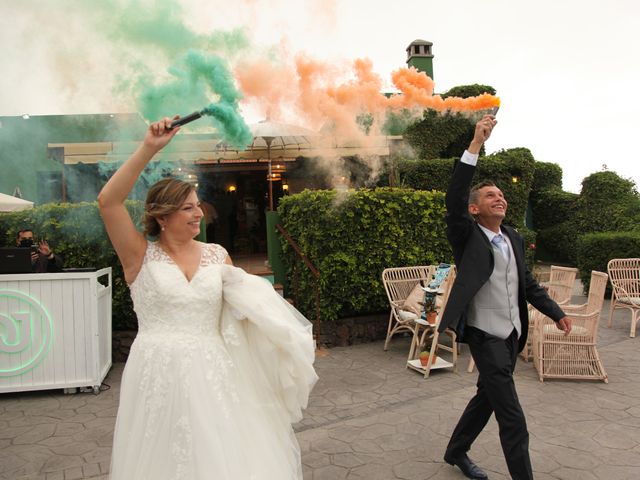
[109,242,318,480]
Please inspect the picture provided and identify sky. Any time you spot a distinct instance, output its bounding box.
[1,0,639,193]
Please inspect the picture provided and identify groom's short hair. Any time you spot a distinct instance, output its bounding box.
[469,180,497,205]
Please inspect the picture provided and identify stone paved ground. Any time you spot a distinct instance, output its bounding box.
[1,294,639,480]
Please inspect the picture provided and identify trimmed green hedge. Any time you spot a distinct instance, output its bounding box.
[575,171,640,234]
[404,110,479,160]
[531,188,577,231]
[0,201,143,330]
[380,147,536,228]
[576,231,640,293]
[531,187,578,262]
[532,162,563,193]
[278,188,453,322]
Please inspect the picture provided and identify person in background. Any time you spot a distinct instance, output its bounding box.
[16,229,64,273]
[200,199,219,243]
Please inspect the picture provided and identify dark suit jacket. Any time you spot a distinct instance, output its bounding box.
[33,252,64,273]
[438,160,565,352]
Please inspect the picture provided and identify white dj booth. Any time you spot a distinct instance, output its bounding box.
[0,268,112,394]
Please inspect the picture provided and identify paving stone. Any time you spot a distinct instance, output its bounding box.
[81,463,101,478]
[44,472,64,480]
[49,441,98,457]
[393,460,440,480]
[331,452,364,469]
[312,464,348,480]
[9,415,61,427]
[62,466,82,479]
[53,423,85,437]
[0,425,32,440]
[13,424,56,445]
[98,461,110,474]
[41,455,83,474]
[301,451,331,469]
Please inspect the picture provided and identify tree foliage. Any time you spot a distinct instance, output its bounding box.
[405,109,480,160]
[441,84,497,99]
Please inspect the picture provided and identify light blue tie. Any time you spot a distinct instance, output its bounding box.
[492,234,510,261]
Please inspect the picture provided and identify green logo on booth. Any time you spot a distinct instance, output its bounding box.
[0,290,54,377]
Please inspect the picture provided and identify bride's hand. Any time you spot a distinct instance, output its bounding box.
[143,116,180,151]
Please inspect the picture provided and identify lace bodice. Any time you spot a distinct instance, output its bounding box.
[129,241,228,337]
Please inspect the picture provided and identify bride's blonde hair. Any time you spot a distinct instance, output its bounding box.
[143,178,195,237]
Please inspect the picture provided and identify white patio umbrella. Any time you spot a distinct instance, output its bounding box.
[0,192,34,212]
[248,120,318,210]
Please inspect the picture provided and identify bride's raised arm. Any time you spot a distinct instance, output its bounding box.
[97,116,180,283]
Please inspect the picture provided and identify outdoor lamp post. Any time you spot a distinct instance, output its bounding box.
[263,135,275,211]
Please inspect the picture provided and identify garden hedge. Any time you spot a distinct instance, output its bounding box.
[380,147,536,228]
[531,161,563,193]
[576,231,640,294]
[278,188,453,322]
[574,171,640,235]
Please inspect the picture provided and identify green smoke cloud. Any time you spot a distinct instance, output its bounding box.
[137,49,252,147]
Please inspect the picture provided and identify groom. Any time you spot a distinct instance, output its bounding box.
[438,115,571,479]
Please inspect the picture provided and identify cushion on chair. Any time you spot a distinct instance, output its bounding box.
[619,296,640,306]
[398,310,420,322]
[401,283,424,315]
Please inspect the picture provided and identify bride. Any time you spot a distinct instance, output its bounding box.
[98,116,318,479]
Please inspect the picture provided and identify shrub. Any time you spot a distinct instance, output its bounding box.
[531,189,577,231]
[380,148,536,228]
[574,171,640,234]
[441,84,497,99]
[536,222,577,264]
[404,110,479,160]
[532,162,563,193]
[576,231,640,293]
[278,188,453,322]
[518,226,537,268]
[0,201,143,329]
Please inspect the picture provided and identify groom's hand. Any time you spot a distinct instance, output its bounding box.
[468,115,497,154]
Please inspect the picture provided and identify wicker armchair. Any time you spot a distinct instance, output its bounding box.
[532,271,609,383]
[545,265,579,305]
[382,265,435,359]
[607,258,640,338]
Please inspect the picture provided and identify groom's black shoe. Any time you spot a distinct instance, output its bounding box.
[444,453,488,479]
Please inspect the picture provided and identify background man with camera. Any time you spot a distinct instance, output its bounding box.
[16,229,64,273]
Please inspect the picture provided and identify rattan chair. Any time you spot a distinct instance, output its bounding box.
[607,258,640,338]
[521,266,579,362]
[382,265,435,359]
[411,266,458,378]
[532,271,609,383]
[545,265,579,305]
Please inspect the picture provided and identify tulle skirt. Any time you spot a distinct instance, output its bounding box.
[110,331,303,480]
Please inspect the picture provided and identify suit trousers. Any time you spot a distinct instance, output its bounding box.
[445,327,533,480]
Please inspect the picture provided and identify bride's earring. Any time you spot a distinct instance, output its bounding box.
[161,224,165,232]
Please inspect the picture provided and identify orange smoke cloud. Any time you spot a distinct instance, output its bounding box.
[235,53,500,138]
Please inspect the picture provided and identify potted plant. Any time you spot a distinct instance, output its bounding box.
[422,289,438,325]
[421,263,451,326]
[419,348,437,366]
